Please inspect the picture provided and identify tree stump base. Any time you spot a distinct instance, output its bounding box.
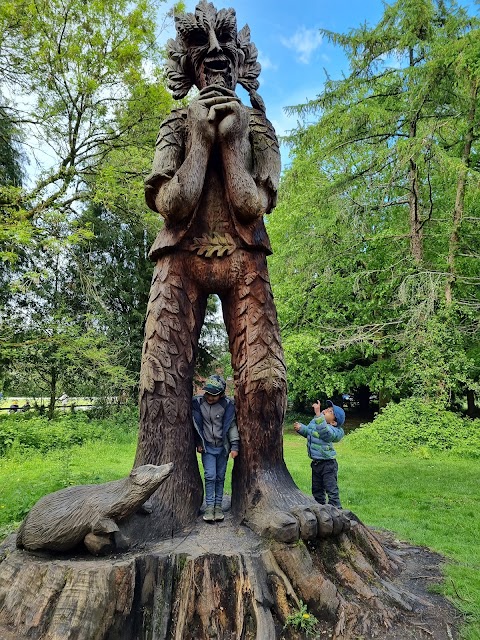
[0,511,457,640]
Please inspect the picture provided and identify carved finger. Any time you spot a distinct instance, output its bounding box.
[207,101,241,121]
[202,97,239,116]
[199,85,238,99]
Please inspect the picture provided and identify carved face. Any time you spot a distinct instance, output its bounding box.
[175,2,240,90]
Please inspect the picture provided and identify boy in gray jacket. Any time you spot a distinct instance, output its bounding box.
[294,400,345,508]
[192,375,239,522]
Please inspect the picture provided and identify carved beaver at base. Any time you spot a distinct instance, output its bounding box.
[16,463,173,554]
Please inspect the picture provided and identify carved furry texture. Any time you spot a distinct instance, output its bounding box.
[16,464,173,552]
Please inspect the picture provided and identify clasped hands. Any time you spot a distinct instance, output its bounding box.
[188,85,248,144]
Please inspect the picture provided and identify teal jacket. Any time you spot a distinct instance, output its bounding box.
[297,416,344,460]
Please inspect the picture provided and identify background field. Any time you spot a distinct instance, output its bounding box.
[0,411,479,639]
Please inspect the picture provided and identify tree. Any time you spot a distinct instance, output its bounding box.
[0,0,172,276]
[0,0,182,403]
[269,0,480,410]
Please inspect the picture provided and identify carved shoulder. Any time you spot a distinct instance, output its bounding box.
[145,108,187,212]
[154,108,188,153]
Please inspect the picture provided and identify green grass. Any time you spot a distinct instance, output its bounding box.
[0,420,479,639]
[285,426,480,640]
[0,438,137,536]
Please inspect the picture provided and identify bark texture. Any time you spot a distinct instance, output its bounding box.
[0,514,430,640]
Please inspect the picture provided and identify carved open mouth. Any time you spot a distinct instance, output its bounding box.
[204,57,229,72]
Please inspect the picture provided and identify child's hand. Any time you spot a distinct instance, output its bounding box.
[196,446,203,453]
[293,422,301,432]
[312,400,321,416]
[230,450,238,459]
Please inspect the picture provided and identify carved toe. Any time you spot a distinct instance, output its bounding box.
[247,509,299,543]
[291,507,317,540]
[310,504,334,537]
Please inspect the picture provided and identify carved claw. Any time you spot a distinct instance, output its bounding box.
[137,499,153,515]
[92,517,119,535]
[84,533,114,556]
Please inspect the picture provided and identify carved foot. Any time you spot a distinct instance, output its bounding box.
[84,533,114,556]
[243,469,351,543]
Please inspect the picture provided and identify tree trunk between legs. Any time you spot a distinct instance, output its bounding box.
[0,511,446,640]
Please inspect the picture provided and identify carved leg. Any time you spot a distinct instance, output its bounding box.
[134,254,207,538]
[222,252,348,543]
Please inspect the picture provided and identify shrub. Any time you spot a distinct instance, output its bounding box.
[0,407,138,456]
[347,398,480,458]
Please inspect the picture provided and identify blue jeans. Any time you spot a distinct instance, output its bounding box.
[202,449,229,506]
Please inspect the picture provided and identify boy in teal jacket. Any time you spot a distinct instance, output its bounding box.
[294,400,345,508]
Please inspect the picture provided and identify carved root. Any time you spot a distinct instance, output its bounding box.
[0,514,441,640]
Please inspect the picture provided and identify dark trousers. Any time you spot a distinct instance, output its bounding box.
[311,458,341,508]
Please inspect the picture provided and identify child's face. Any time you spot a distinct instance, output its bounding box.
[204,392,223,405]
[322,406,337,425]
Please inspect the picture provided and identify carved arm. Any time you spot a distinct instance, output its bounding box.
[213,99,270,222]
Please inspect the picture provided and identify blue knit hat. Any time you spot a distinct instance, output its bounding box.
[203,374,226,396]
[326,400,345,427]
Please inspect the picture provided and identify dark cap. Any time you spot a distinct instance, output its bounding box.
[203,374,226,396]
[326,400,345,427]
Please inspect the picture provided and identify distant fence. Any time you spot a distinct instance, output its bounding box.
[0,404,96,413]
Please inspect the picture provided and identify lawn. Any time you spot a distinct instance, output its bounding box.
[0,418,479,639]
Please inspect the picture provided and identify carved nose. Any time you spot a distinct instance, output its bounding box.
[208,29,221,54]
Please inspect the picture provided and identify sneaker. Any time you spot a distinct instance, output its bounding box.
[214,506,225,521]
[203,506,215,522]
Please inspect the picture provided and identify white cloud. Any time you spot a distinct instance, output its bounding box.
[280,27,322,64]
[258,51,277,72]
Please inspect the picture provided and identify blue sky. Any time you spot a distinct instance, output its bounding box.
[169,0,477,159]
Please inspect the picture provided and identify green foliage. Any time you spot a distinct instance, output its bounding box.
[271,0,480,411]
[283,333,336,409]
[283,601,319,637]
[398,309,478,404]
[0,106,24,189]
[348,398,480,457]
[0,0,179,402]
[0,408,137,456]
[0,0,169,255]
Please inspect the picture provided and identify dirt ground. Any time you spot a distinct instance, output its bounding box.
[367,529,462,640]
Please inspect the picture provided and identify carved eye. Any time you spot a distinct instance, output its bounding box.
[188,30,208,47]
[216,30,232,44]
